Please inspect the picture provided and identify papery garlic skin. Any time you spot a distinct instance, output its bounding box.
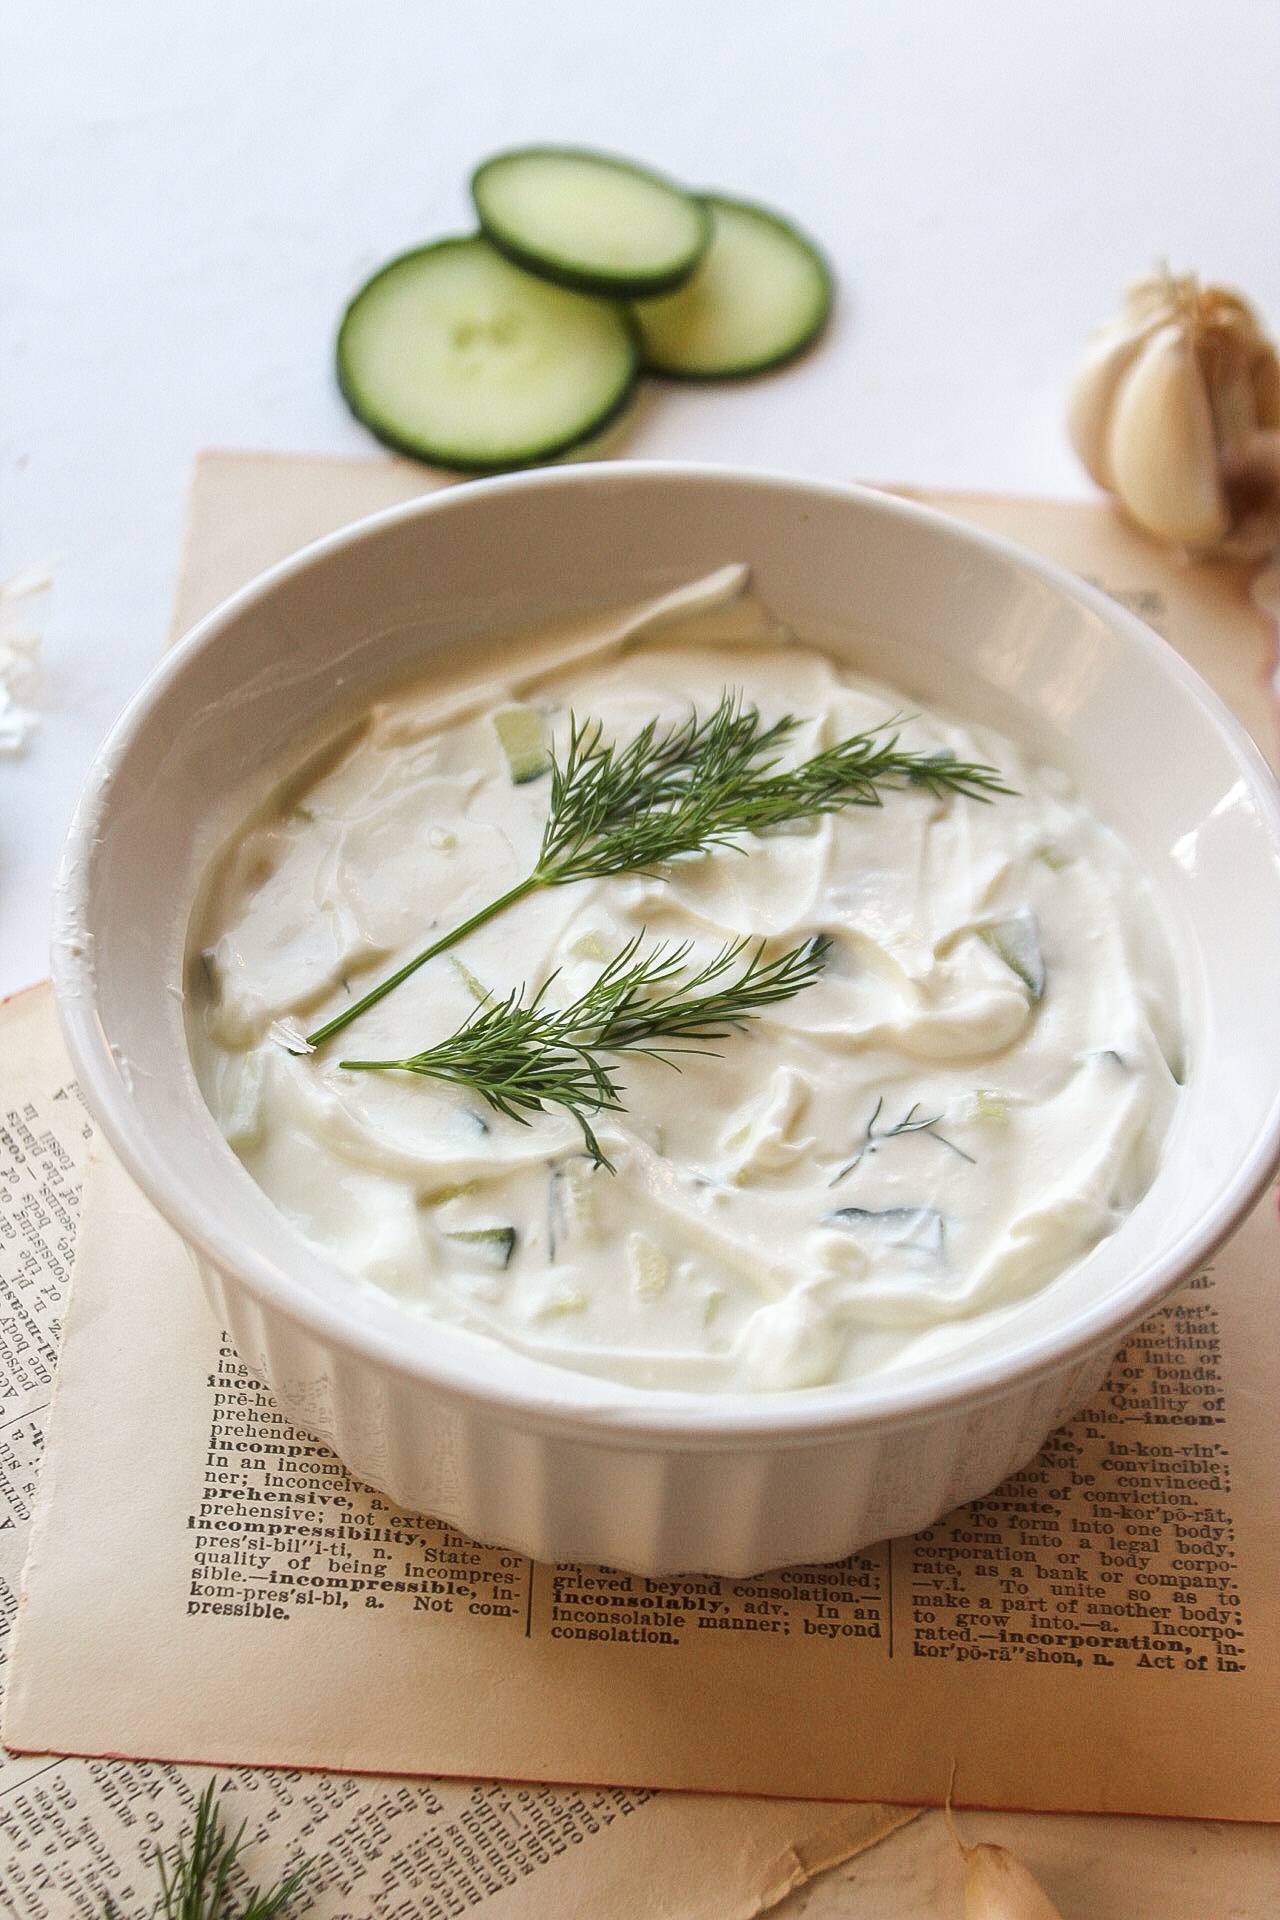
[961,1841,1066,1920]
[1068,273,1280,556]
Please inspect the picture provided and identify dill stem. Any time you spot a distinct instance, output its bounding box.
[301,694,1008,1051]
[305,873,541,1048]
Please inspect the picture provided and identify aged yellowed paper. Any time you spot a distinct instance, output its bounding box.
[9,1136,1278,1818]
[5,987,1268,1915]
[0,983,915,1917]
[4,455,1280,1911]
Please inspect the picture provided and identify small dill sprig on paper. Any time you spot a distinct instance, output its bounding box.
[340,931,830,1169]
[101,1777,311,1920]
[305,692,1009,1047]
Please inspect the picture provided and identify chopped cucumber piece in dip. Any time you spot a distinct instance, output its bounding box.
[1037,844,1070,871]
[980,910,1045,999]
[445,1225,517,1269]
[825,1206,946,1256]
[550,1156,600,1253]
[450,955,490,1003]
[422,1179,477,1206]
[493,704,549,783]
[627,1230,671,1296]
[568,928,611,962]
[223,1053,266,1150]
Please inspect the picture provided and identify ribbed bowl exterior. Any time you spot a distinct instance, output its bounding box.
[194,1250,1113,1577]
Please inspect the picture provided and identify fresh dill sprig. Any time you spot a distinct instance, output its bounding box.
[536,695,798,879]
[305,692,1010,1048]
[102,1777,311,1920]
[340,931,830,1169]
[829,1094,975,1187]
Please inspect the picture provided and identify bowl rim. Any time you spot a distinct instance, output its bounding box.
[53,460,1280,1444]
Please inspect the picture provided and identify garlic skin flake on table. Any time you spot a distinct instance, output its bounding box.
[946,1803,1066,1920]
[1068,271,1280,558]
[0,569,49,754]
[957,1840,1065,1920]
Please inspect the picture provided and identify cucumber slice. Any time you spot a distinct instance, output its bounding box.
[492,703,549,783]
[471,147,710,297]
[336,237,638,472]
[632,195,833,379]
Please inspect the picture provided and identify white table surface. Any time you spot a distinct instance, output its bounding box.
[3,0,1279,999]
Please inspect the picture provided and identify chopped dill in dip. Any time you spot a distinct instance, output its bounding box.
[190,568,1182,1393]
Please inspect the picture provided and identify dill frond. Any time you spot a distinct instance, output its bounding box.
[340,932,831,1169]
[305,693,1009,1048]
[101,1778,311,1920]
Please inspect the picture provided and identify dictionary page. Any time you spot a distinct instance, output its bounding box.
[0,982,915,1917]
[8,1138,1278,1819]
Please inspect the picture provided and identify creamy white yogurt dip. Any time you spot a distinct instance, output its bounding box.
[191,568,1182,1393]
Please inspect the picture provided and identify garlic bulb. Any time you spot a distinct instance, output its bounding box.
[1068,272,1280,557]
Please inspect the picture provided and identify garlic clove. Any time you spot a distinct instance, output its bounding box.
[961,1841,1066,1920]
[1197,317,1264,450]
[1219,431,1280,562]
[1067,311,1168,489]
[1253,344,1280,431]
[1107,320,1230,547]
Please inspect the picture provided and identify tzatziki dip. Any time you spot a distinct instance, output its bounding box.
[190,567,1182,1393]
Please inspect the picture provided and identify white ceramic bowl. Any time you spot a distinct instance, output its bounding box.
[54,464,1280,1576]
